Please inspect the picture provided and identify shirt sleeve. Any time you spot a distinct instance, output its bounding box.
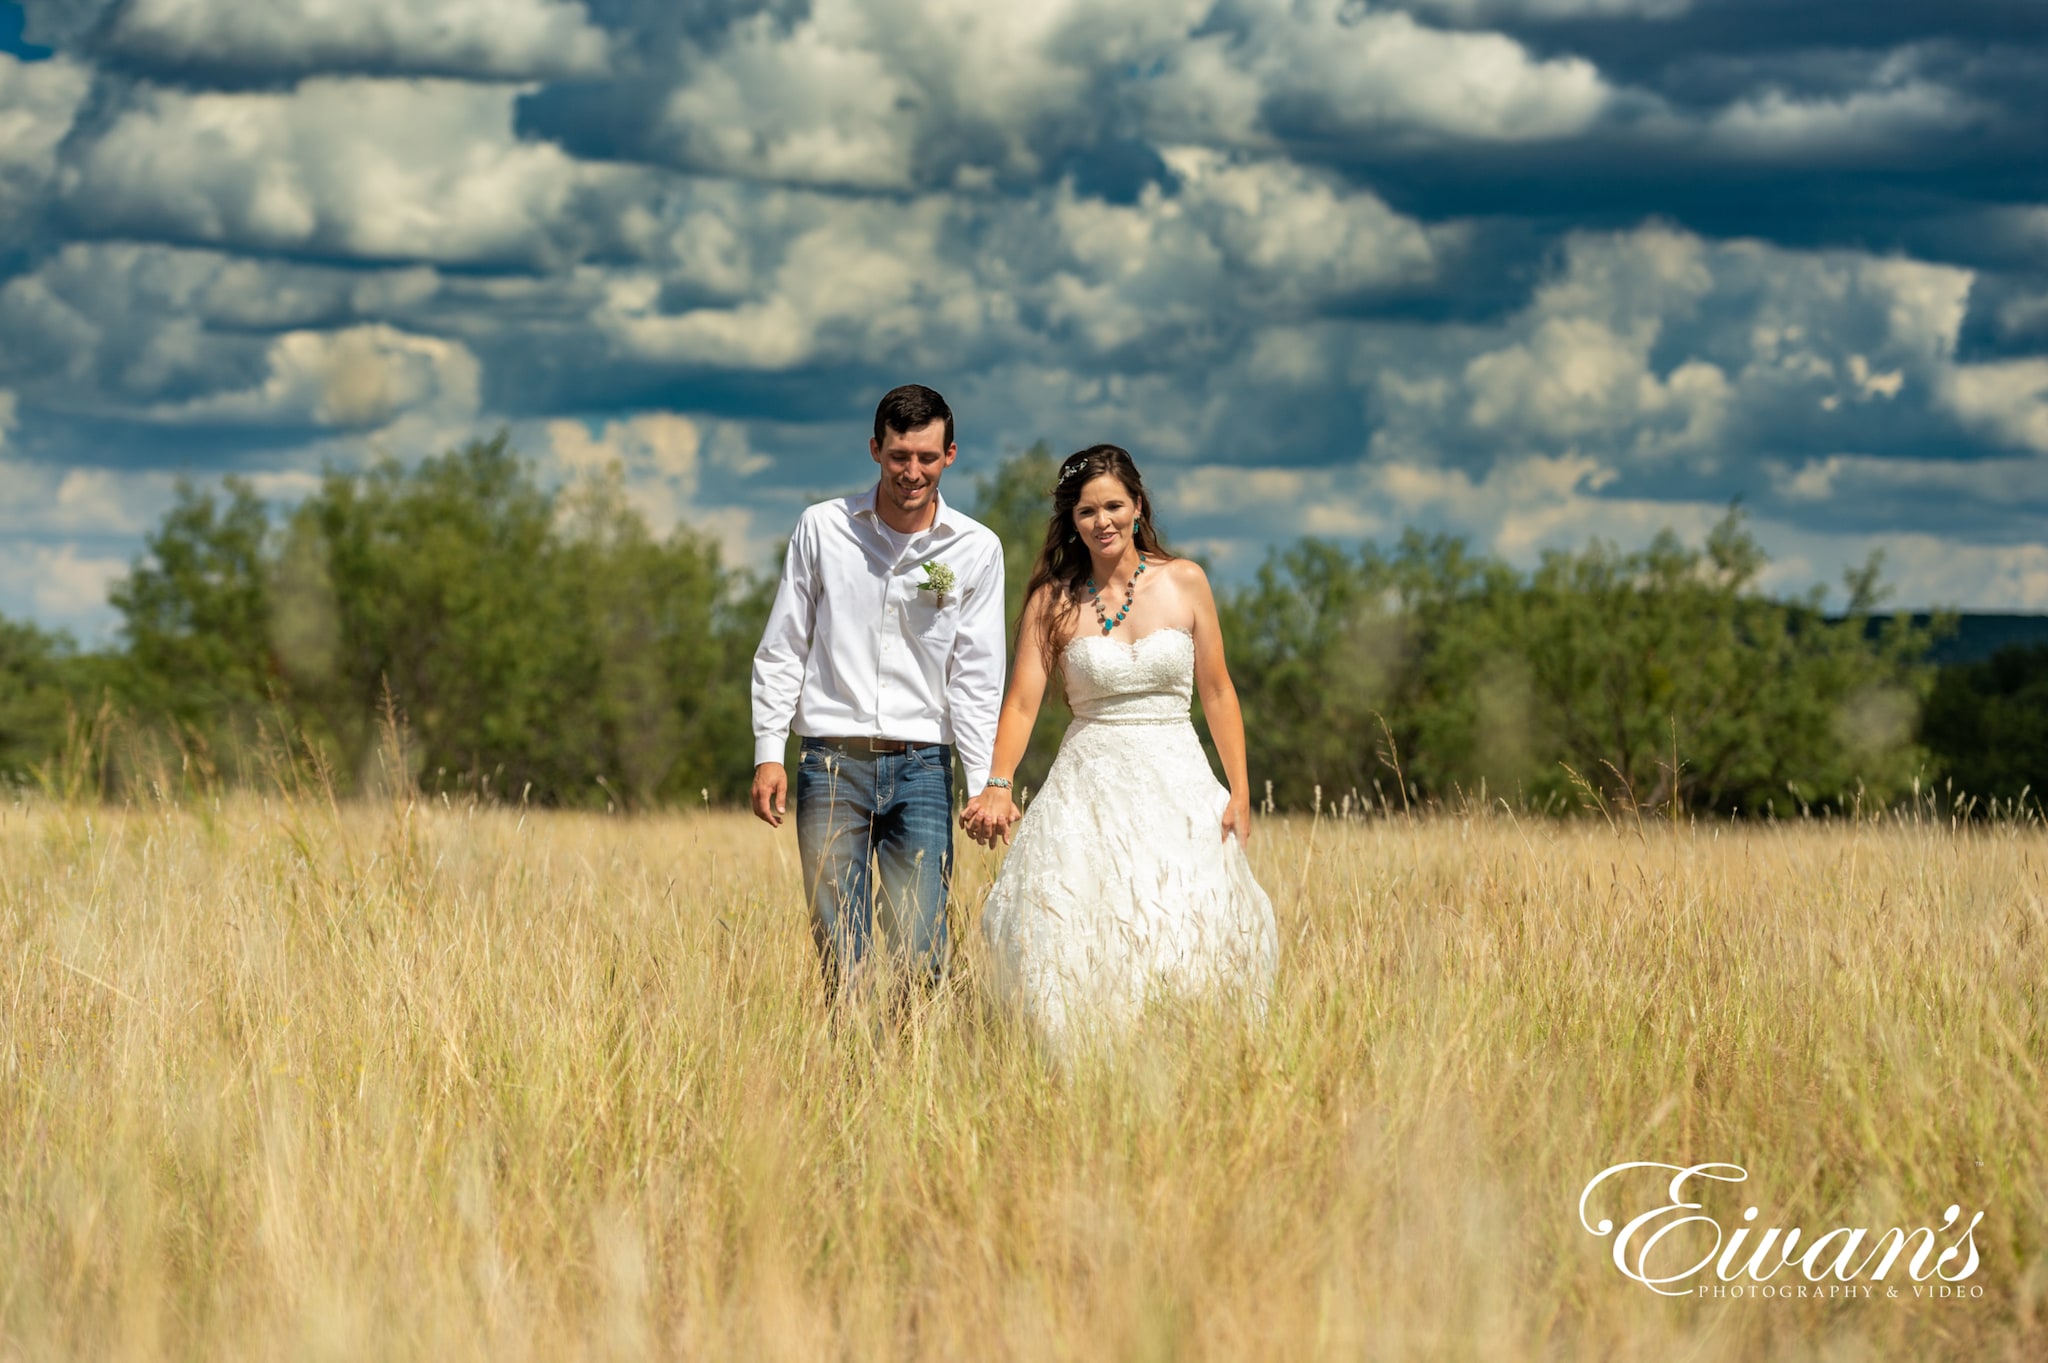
[946,536,1007,797]
[751,516,817,767]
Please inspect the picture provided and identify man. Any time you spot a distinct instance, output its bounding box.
[750,384,1006,997]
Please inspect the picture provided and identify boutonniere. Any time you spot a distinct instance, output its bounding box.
[917,560,956,608]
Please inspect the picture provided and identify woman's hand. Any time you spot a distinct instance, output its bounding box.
[961,787,1021,847]
[1221,790,1253,847]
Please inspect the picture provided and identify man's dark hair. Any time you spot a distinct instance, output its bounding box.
[873,384,954,453]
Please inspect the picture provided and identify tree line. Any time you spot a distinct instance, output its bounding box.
[0,435,2040,815]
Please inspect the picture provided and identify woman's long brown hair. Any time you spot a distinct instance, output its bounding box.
[1019,443,1175,671]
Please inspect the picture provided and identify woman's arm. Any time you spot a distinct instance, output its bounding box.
[1185,563,1254,845]
[960,587,1057,846]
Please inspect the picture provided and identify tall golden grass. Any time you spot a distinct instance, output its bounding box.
[2,788,2042,1360]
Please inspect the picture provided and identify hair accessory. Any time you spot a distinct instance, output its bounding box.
[1056,459,1088,488]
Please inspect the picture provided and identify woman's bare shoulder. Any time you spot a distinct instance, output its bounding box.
[1160,556,1211,592]
[1021,581,1065,616]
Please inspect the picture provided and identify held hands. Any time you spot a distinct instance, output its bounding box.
[1221,791,1253,846]
[960,786,1021,847]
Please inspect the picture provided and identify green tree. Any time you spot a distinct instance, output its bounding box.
[93,433,1946,818]
[285,435,607,801]
[1222,509,1939,816]
[556,464,758,805]
[968,442,1068,794]
[109,477,277,747]
[1218,538,1404,808]
[969,440,1061,628]
[108,432,767,807]
[274,434,764,806]
[1919,644,2048,807]
[1503,518,1936,813]
[0,616,77,783]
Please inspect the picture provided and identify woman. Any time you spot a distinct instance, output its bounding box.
[961,444,1278,1052]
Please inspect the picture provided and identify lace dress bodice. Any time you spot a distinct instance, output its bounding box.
[1062,626,1194,725]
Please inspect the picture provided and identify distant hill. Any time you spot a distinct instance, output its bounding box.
[1844,613,2048,666]
[1913,614,2048,667]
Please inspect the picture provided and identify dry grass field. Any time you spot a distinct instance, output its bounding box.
[2,789,2043,1361]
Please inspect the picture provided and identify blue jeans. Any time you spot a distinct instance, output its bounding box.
[794,738,954,995]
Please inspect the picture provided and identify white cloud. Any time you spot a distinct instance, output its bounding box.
[1522,223,1716,323]
[0,243,469,419]
[0,389,14,449]
[1769,452,2048,507]
[1994,287,2048,343]
[545,413,759,563]
[550,411,698,488]
[596,153,1433,376]
[542,0,1613,193]
[596,193,1004,369]
[0,540,129,626]
[59,78,623,266]
[1369,225,1978,466]
[1,241,444,342]
[1707,79,1983,158]
[1037,154,1440,356]
[1760,533,2048,613]
[1084,432,2048,612]
[106,0,610,79]
[650,13,922,192]
[1463,316,1732,453]
[1157,148,1441,302]
[1370,450,1641,559]
[1350,449,2048,609]
[1243,322,1348,387]
[1157,2,1613,148]
[1940,358,2048,456]
[703,422,773,478]
[1854,256,1974,360]
[954,360,1238,468]
[0,53,91,243]
[1167,464,1386,539]
[144,324,481,429]
[641,0,1210,189]
[0,458,182,536]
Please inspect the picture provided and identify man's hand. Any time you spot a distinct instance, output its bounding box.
[751,762,788,827]
[960,787,1021,847]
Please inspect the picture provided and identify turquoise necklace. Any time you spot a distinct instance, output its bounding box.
[1086,553,1147,634]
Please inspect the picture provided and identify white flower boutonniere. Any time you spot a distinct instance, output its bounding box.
[918,560,957,608]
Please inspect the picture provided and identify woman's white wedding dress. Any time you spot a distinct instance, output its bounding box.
[980,626,1278,1051]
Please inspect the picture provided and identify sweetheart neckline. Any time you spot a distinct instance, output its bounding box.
[1061,624,1193,660]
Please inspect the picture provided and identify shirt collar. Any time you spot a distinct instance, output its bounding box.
[853,483,957,535]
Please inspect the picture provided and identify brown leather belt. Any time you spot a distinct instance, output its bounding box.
[806,735,914,755]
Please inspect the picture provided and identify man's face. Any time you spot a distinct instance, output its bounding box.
[870,419,956,519]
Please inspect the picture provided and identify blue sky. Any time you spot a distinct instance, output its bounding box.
[1,0,2044,638]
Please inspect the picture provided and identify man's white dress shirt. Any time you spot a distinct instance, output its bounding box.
[751,486,1006,796]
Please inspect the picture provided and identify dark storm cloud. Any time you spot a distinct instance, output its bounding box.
[1471,0,2048,77]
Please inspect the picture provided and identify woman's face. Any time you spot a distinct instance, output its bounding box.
[1072,472,1141,561]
